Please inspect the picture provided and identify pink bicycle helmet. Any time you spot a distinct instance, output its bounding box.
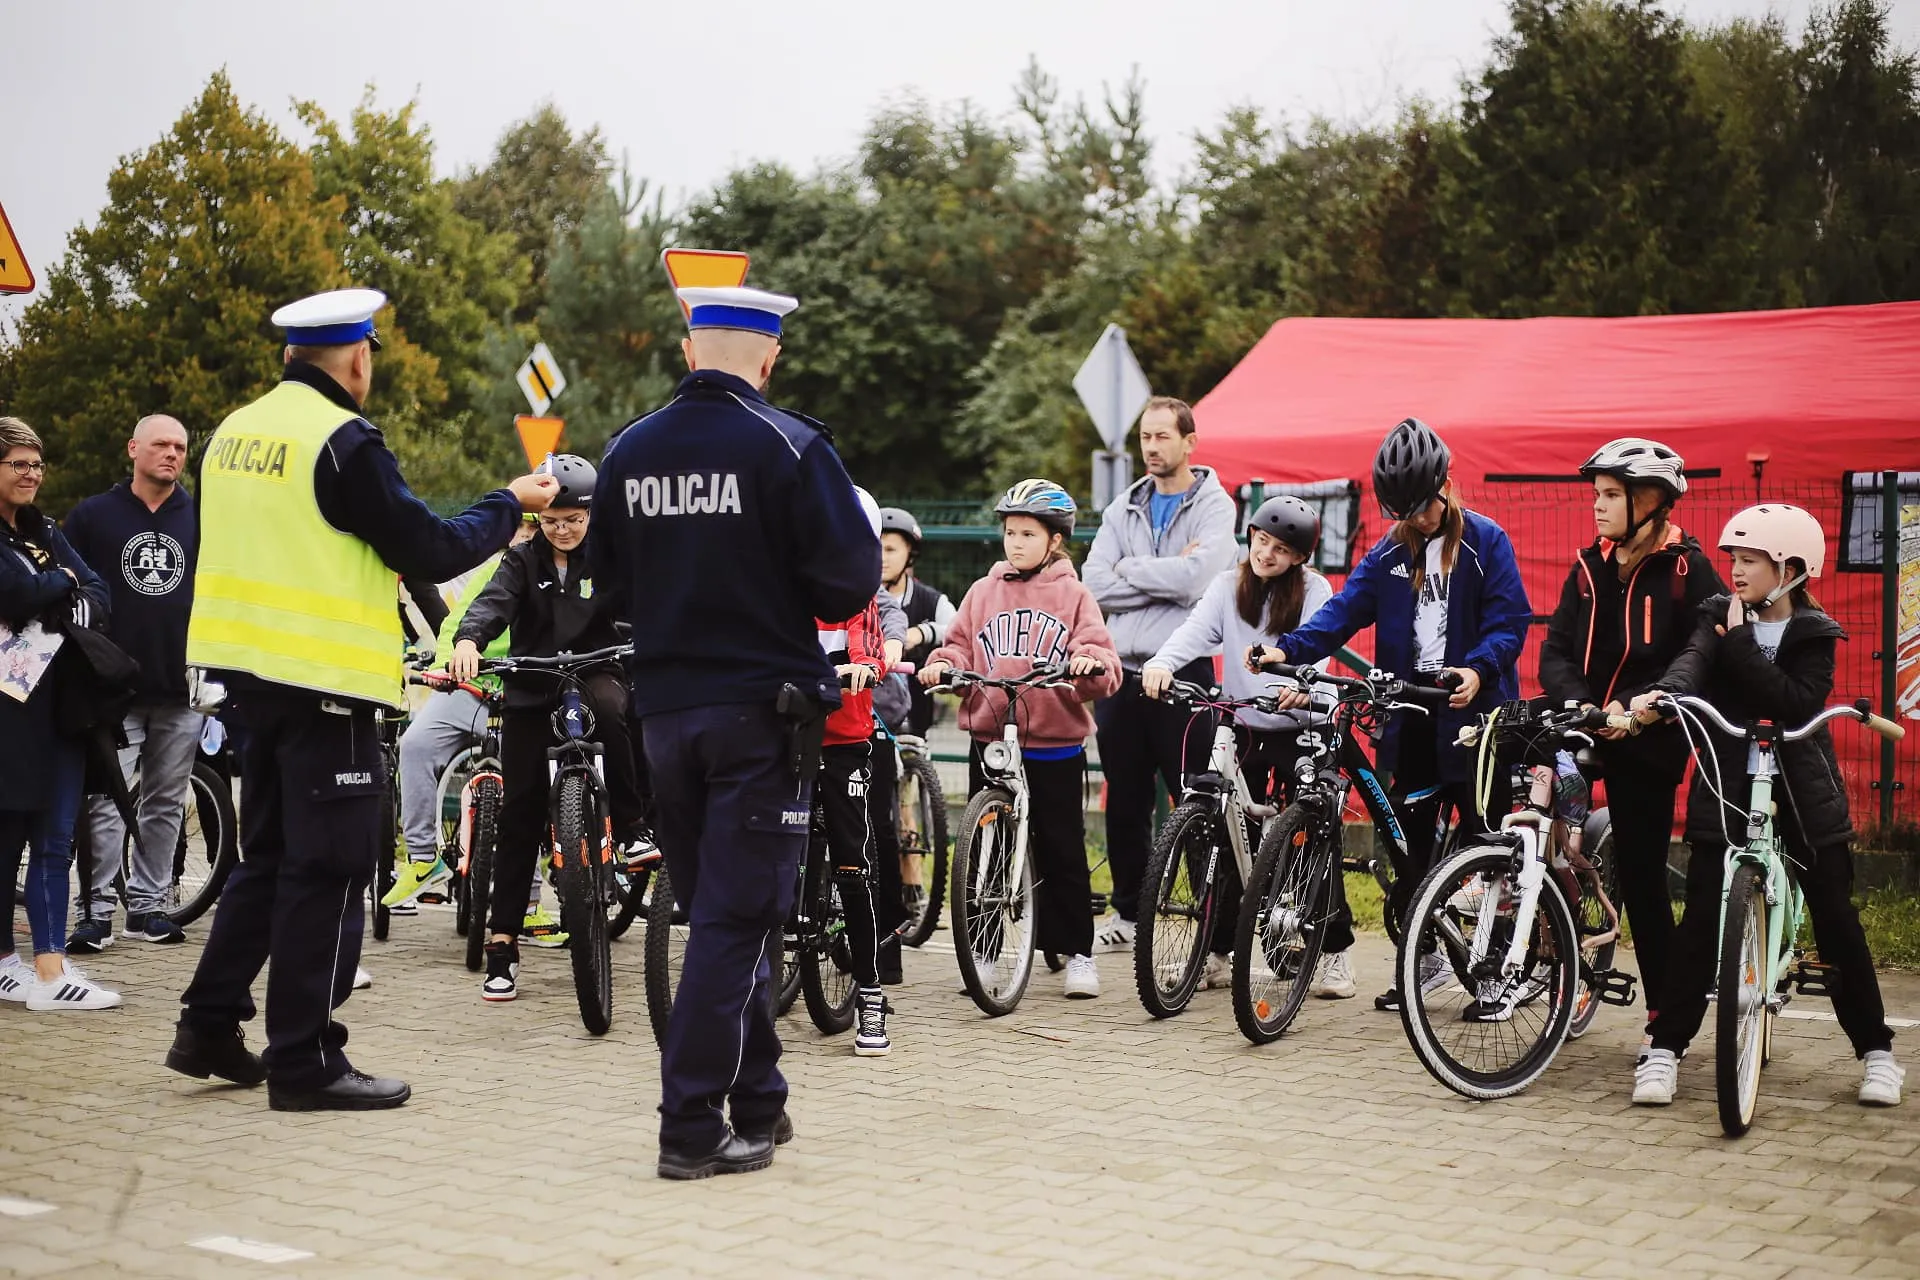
[1718,503,1825,600]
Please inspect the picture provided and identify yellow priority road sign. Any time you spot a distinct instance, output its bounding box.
[0,201,34,294]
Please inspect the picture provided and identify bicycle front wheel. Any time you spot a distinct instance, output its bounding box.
[1231,804,1333,1044]
[1135,799,1223,1019]
[1399,844,1579,1100]
[370,770,396,942]
[801,874,858,1035]
[463,774,501,973]
[158,761,238,927]
[643,861,683,1046]
[556,773,614,1036]
[950,786,1035,1017]
[896,754,950,948]
[1716,863,1768,1137]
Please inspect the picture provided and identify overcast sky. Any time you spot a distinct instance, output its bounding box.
[4,0,1916,325]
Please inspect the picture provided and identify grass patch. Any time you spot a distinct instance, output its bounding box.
[1857,888,1920,968]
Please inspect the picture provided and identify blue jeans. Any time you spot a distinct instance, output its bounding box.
[1,736,87,957]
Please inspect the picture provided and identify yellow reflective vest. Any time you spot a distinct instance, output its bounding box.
[187,380,404,707]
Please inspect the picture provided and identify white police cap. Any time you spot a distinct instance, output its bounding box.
[676,286,798,338]
[271,288,388,350]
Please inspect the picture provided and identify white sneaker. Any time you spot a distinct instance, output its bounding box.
[1634,1048,1678,1105]
[1416,951,1454,997]
[25,961,123,1012]
[1063,954,1100,999]
[1311,950,1357,999]
[351,966,373,991]
[1201,953,1232,990]
[0,954,30,1003]
[1093,915,1135,954]
[1860,1050,1904,1107]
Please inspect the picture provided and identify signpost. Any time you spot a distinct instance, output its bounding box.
[0,200,35,294]
[1074,324,1151,509]
[515,343,567,417]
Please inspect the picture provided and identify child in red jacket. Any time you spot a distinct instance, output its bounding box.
[921,480,1120,998]
[818,595,892,1055]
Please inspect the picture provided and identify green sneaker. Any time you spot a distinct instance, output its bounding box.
[520,907,569,949]
[382,856,451,908]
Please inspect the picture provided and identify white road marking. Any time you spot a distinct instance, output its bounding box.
[189,1237,314,1263]
[0,1197,56,1217]
[1778,1009,1919,1029]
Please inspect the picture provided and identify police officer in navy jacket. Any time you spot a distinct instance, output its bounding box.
[592,285,878,1179]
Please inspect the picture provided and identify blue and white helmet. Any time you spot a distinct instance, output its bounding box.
[994,478,1076,538]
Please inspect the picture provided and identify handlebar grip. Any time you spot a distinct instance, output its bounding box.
[1402,681,1453,708]
[1864,711,1907,742]
[1433,669,1464,692]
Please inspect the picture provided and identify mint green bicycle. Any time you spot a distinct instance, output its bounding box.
[1652,692,1903,1136]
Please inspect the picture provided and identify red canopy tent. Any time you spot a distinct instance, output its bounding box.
[1192,301,1920,822]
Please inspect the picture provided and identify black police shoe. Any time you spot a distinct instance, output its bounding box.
[268,1069,412,1112]
[656,1129,776,1180]
[165,1024,267,1086]
[736,1111,795,1146]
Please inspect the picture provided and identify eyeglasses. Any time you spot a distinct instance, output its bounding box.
[538,513,588,531]
[3,459,47,476]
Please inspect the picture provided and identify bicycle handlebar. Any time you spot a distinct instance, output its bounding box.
[1161,678,1285,716]
[937,663,1105,692]
[407,670,493,699]
[1649,692,1905,744]
[476,643,634,675]
[1253,654,1455,710]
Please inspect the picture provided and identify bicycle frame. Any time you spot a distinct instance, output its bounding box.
[1732,737,1805,1024]
[976,717,1034,921]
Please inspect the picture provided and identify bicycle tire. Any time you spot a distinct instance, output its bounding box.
[371,769,396,942]
[1716,862,1768,1137]
[609,860,647,940]
[896,755,950,948]
[1231,804,1333,1044]
[644,860,683,1046]
[950,785,1034,1017]
[1399,843,1579,1100]
[463,774,501,972]
[1135,799,1222,1019]
[1567,810,1616,1041]
[157,761,238,927]
[775,936,803,1016]
[1370,829,1400,945]
[801,873,859,1035]
[556,772,613,1036]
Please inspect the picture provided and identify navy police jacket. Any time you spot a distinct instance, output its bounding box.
[591,370,880,718]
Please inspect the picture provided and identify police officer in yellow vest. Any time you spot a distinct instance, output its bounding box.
[166,289,558,1110]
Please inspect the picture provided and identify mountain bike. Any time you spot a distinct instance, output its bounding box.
[406,670,507,971]
[1132,681,1291,1018]
[1231,659,1455,1044]
[1398,700,1638,1100]
[937,663,1104,1017]
[892,728,949,948]
[1650,692,1903,1136]
[478,643,634,1036]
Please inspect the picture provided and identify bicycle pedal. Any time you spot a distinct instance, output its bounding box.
[1592,968,1638,1007]
[1790,960,1835,998]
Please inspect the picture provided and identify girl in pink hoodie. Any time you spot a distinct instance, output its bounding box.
[922,480,1121,997]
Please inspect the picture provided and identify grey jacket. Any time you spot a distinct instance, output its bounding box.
[1145,566,1334,732]
[1083,467,1240,663]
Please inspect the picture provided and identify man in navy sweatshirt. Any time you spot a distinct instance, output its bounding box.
[63,415,202,950]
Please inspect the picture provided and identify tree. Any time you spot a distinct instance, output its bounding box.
[453,105,610,321]
[4,73,346,512]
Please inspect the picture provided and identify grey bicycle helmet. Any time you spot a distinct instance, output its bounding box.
[541,453,598,508]
[1578,437,1688,498]
[1247,495,1320,557]
[1372,418,1451,520]
[879,506,924,548]
[994,478,1077,538]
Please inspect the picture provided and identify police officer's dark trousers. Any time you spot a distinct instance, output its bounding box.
[179,688,382,1088]
[644,702,808,1151]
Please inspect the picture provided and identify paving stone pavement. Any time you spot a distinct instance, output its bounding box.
[3,909,1916,1279]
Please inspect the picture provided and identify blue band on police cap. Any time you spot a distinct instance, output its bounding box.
[283,319,375,345]
[687,304,781,336]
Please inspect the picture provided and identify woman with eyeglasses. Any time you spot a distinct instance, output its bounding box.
[446,454,648,1003]
[0,417,122,1011]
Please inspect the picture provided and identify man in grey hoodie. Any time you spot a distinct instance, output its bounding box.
[1083,397,1239,949]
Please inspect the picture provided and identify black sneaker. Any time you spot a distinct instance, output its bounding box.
[68,918,115,954]
[140,913,186,945]
[1374,988,1402,1012]
[854,987,891,1057]
[482,940,519,1002]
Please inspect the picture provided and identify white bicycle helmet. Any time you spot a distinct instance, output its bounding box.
[852,485,882,539]
[1579,438,1688,498]
[1718,503,1825,604]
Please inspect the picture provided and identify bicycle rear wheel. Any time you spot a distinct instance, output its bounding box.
[950,785,1034,1016]
[1716,863,1768,1137]
[896,754,949,947]
[801,874,858,1035]
[643,860,684,1046]
[371,770,396,941]
[463,774,501,972]
[1567,809,1616,1041]
[1231,804,1332,1044]
[1135,799,1222,1019]
[1399,844,1578,1100]
[555,773,614,1036]
[608,855,648,941]
[154,761,238,927]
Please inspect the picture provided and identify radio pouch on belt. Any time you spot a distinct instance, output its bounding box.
[776,682,828,782]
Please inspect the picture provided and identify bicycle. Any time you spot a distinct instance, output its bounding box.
[1649,691,1902,1136]
[1397,699,1638,1100]
[891,728,950,948]
[476,643,634,1036]
[937,663,1104,1017]
[1231,658,1454,1044]
[405,670,507,972]
[1132,680,1291,1019]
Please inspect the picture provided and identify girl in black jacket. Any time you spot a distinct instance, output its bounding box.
[1538,438,1724,1036]
[1629,504,1900,1109]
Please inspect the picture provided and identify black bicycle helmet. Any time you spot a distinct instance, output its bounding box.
[879,506,924,547]
[994,478,1077,538]
[1247,495,1320,558]
[1372,417,1451,520]
[542,453,598,508]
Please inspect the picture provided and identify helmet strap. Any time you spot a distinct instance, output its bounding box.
[1762,568,1808,608]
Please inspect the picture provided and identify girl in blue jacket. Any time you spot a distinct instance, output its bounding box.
[1250,418,1531,1011]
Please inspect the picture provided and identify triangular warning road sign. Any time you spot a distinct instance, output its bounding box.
[515,416,564,470]
[0,201,35,295]
[661,248,750,318]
